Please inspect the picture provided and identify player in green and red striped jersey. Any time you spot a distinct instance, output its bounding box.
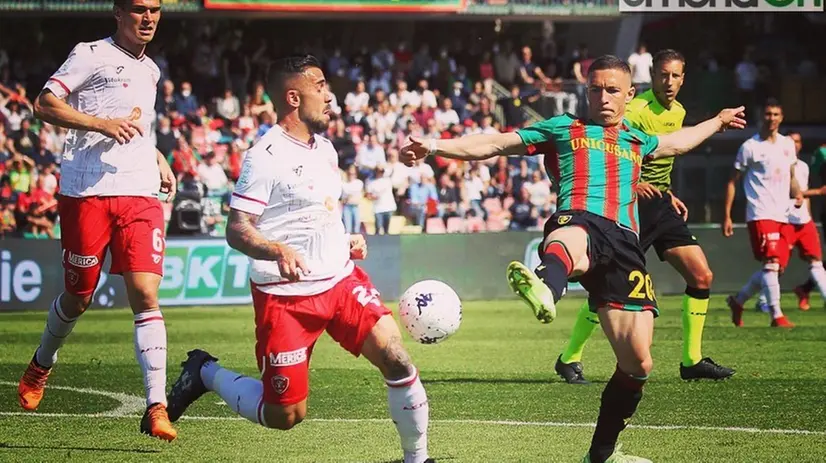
[401,55,746,463]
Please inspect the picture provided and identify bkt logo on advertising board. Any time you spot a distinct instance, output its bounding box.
[159,240,253,305]
[620,0,822,11]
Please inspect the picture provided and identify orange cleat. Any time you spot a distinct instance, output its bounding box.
[771,316,795,328]
[18,357,51,411]
[727,295,744,327]
[140,403,178,441]
[794,286,810,311]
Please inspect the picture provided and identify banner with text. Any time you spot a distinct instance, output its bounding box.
[204,0,466,12]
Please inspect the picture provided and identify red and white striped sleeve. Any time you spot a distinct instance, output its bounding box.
[230,149,275,216]
[44,43,97,99]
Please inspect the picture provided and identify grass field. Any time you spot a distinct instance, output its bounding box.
[1,294,825,462]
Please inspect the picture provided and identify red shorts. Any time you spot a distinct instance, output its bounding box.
[787,221,823,261]
[252,266,391,406]
[747,220,792,268]
[58,195,165,296]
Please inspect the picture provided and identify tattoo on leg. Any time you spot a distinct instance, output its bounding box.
[382,335,414,380]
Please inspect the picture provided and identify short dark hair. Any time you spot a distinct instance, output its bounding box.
[268,54,322,98]
[113,0,131,9]
[588,55,631,77]
[764,97,782,110]
[653,49,685,71]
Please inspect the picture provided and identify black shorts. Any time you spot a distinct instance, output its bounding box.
[542,210,659,316]
[638,193,698,261]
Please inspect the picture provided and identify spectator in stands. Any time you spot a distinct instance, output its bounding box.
[31,136,55,167]
[371,100,397,144]
[736,48,759,122]
[542,74,578,117]
[341,164,364,234]
[156,116,178,157]
[248,81,274,117]
[13,118,39,159]
[197,152,229,196]
[222,38,250,102]
[479,51,495,85]
[215,88,241,122]
[464,163,487,219]
[417,78,438,110]
[411,44,433,82]
[169,135,201,185]
[175,81,199,119]
[518,46,551,96]
[386,147,410,204]
[1,99,28,133]
[155,79,178,119]
[499,85,538,129]
[489,155,512,199]
[24,177,57,238]
[366,165,396,235]
[367,67,391,95]
[345,80,370,124]
[572,44,593,115]
[447,81,469,121]
[437,172,463,222]
[471,97,499,128]
[6,153,34,193]
[408,171,438,227]
[389,79,417,112]
[628,43,653,94]
[0,199,16,237]
[507,185,537,231]
[493,41,521,87]
[355,133,386,180]
[525,169,553,217]
[39,164,57,196]
[434,97,460,131]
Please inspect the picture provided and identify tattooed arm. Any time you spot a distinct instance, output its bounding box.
[226,209,308,280]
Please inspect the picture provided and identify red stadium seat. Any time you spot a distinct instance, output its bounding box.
[425,218,446,234]
[483,197,502,215]
[502,196,515,211]
[466,216,486,233]
[446,217,464,233]
[486,216,507,232]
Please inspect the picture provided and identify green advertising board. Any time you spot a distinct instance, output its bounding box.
[204,0,466,12]
[159,239,253,305]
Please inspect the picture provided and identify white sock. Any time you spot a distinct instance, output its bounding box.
[35,295,79,368]
[736,270,763,305]
[201,361,265,426]
[808,262,826,300]
[134,311,168,407]
[761,270,784,319]
[386,367,429,463]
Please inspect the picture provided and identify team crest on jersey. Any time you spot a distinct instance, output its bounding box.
[293,165,304,177]
[557,215,572,225]
[271,375,290,395]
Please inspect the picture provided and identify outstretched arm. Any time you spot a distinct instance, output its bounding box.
[400,132,526,165]
[226,209,308,281]
[652,106,746,159]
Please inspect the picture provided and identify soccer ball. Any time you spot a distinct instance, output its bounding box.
[398,280,462,344]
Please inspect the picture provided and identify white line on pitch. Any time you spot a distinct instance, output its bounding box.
[0,411,823,436]
[3,381,823,436]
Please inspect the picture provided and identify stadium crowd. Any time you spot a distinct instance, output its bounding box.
[1,16,822,238]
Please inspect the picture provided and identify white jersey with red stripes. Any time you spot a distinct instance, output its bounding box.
[230,125,352,296]
[734,134,797,223]
[789,160,811,225]
[43,37,161,198]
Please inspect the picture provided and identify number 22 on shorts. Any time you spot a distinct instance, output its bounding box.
[628,270,656,301]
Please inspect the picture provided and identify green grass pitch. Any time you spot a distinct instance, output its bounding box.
[1,294,825,462]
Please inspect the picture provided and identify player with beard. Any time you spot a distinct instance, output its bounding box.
[166,56,434,463]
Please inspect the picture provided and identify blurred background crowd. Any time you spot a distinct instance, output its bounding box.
[1,11,824,238]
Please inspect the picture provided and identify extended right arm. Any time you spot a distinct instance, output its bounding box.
[406,132,527,164]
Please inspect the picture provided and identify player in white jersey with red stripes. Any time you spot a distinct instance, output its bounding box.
[723,99,802,328]
[17,0,179,441]
[166,56,433,463]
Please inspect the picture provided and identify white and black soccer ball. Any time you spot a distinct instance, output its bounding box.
[398,280,462,344]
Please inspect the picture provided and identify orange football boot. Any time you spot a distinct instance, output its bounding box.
[18,357,51,411]
[140,403,178,441]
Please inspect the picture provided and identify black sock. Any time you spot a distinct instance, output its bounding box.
[801,278,816,294]
[535,245,570,303]
[588,367,646,463]
[685,286,710,299]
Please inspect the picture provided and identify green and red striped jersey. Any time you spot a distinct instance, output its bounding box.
[517,114,660,232]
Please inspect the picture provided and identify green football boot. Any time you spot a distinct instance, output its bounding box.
[506,261,556,324]
[581,445,652,463]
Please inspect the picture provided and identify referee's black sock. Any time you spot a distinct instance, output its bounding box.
[535,241,572,303]
[801,278,816,294]
[589,366,647,463]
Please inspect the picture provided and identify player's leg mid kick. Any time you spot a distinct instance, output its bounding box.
[19,0,176,442]
[166,55,432,462]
